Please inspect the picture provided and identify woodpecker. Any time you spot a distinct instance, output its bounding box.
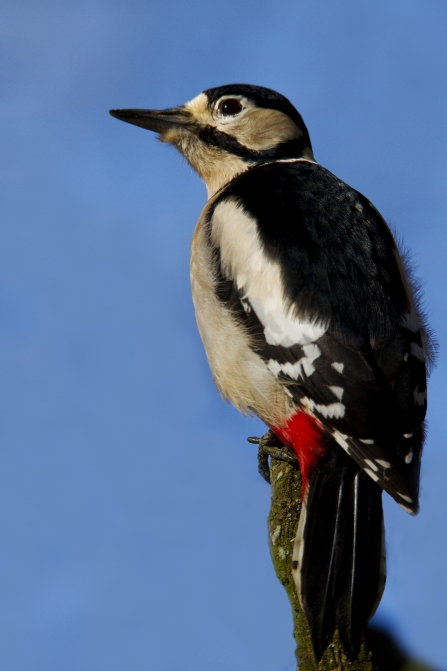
[110,85,433,661]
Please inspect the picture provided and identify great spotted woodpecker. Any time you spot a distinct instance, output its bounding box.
[110,85,433,661]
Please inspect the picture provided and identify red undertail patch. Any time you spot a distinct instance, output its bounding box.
[271,412,328,495]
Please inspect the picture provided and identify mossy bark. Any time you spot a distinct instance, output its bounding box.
[267,448,378,671]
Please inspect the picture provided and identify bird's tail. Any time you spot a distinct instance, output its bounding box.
[292,438,386,661]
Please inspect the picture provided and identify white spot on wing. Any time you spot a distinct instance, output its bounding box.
[364,468,379,482]
[402,308,420,333]
[376,459,391,469]
[410,342,425,361]
[403,431,414,439]
[400,503,415,514]
[302,397,345,419]
[365,459,378,472]
[267,343,321,380]
[328,385,344,401]
[333,431,350,451]
[397,492,413,504]
[413,385,427,406]
[405,450,414,464]
[331,362,344,374]
[359,438,374,445]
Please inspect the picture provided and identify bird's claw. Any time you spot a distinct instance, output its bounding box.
[247,430,299,483]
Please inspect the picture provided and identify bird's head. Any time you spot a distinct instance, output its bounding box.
[110,84,314,197]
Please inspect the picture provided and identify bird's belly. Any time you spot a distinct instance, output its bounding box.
[190,220,292,425]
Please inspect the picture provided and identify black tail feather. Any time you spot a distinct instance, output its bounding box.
[292,439,384,661]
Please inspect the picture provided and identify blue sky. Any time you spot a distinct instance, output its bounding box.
[1,1,447,669]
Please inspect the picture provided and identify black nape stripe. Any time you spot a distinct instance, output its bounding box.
[197,124,311,163]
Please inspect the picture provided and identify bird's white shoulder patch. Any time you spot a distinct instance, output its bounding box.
[211,198,327,347]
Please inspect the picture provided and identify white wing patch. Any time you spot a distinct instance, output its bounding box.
[364,458,392,472]
[250,295,326,346]
[211,198,327,348]
[413,385,427,406]
[410,342,425,361]
[333,431,349,450]
[402,308,420,333]
[267,343,321,380]
[405,450,414,464]
[364,468,379,482]
[332,427,419,514]
[396,492,413,504]
[302,396,346,420]
[328,385,344,401]
[331,361,344,374]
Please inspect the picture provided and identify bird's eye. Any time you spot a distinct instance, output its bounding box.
[218,99,243,116]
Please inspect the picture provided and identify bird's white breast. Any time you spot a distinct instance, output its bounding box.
[190,204,293,425]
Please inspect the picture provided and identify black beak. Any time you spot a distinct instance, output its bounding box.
[109,107,191,133]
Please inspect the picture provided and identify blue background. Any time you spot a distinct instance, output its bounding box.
[1,1,447,669]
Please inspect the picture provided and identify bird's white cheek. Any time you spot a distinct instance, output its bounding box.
[219,107,304,151]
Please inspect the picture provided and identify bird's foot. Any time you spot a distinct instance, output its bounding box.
[247,429,299,484]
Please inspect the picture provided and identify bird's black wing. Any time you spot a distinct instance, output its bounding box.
[208,160,430,512]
